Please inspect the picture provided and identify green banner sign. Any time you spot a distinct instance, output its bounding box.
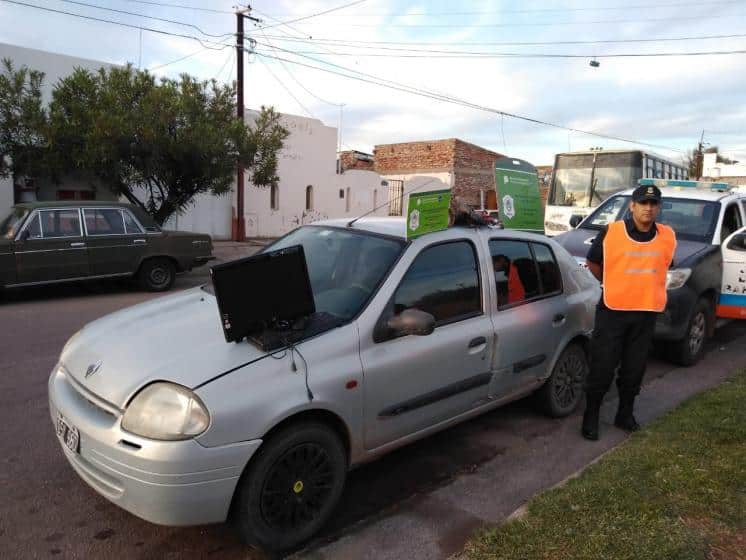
[406,189,452,239]
[494,158,544,232]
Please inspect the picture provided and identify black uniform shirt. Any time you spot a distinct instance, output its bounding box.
[586,217,658,309]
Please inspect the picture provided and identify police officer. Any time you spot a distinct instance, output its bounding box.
[581,184,677,440]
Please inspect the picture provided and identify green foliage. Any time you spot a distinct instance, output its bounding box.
[465,370,746,560]
[46,64,288,224]
[0,58,47,179]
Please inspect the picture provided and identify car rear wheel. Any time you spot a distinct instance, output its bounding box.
[535,343,588,417]
[137,258,175,292]
[233,422,347,553]
[666,297,711,366]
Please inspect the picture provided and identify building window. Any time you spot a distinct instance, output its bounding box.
[339,189,345,199]
[305,185,313,211]
[345,187,351,212]
[270,184,279,210]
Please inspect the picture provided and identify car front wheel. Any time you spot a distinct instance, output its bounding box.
[666,297,711,366]
[233,422,348,553]
[535,343,588,417]
[137,257,176,292]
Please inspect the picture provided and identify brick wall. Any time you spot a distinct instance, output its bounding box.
[338,150,375,172]
[374,139,457,174]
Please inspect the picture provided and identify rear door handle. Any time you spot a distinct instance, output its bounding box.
[133,239,146,244]
[468,336,487,348]
[70,242,85,248]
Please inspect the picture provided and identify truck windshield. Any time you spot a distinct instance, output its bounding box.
[0,207,28,239]
[264,226,405,320]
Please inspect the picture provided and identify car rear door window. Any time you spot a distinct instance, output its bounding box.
[393,241,481,325]
[531,243,562,295]
[84,209,125,235]
[489,240,539,306]
[23,212,42,239]
[123,210,144,234]
[39,209,82,238]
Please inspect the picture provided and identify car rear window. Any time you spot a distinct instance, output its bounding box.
[84,209,125,235]
[489,239,562,308]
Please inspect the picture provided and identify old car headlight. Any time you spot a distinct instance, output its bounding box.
[121,382,210,440]
[666,268,692,290]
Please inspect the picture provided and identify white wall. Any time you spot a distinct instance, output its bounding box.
[703,152,746,179]
[163,191,233,239]
[378,172,453,216]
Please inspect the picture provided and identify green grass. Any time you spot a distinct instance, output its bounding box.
[465,370,746,560]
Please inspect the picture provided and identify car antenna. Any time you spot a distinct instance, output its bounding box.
[346,178,439,228]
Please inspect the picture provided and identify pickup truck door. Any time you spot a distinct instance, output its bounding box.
[717,226,746,319]
[359,236,494,451]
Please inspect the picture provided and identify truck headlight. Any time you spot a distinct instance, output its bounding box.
[122,382,210,440]
[666,268,691,290]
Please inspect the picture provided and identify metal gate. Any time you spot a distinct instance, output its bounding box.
[387,179,404,216]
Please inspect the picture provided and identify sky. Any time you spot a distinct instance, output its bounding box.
[1,0,746,166]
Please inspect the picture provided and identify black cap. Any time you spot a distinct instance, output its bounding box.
[632,184,662,203]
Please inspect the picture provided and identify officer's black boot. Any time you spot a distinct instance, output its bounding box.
[614,393,640,432]
[581,394,602,441]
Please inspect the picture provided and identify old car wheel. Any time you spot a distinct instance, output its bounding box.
[535,343,588,417]
[234,422,347,552]
[137,258,175,292]
[667,298,711,367]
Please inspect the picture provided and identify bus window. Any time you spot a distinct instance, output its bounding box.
[592,152,642,203]
[550,154,594,206]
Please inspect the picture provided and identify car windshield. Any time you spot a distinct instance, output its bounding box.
[621,198,720,242]
[580,196,630,230]
[263,226,405,321]
[0,207,29,239]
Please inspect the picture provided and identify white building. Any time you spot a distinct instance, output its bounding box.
[702,152,746,184]
[0,43,387,239]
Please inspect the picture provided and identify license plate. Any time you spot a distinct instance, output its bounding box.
[56,412,79,454]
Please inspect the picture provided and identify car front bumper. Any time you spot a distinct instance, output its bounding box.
[654,286,698,341]
[48,365,261,526]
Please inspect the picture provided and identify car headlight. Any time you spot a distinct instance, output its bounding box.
[666,268,692,290]
[121,382,210,440]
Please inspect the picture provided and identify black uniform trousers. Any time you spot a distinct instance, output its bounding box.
[585,306,657,398]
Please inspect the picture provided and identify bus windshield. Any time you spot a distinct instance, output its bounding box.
[550,154,593,207]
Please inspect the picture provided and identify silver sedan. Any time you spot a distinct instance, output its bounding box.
[49,217,599,552]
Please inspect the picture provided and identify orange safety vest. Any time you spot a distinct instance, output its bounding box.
[508,266,525,303]
[602,221,676,312]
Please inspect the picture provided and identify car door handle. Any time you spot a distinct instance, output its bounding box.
[133,239,146,244]
[468,336,487,348]
[70,242,85,248]
[552,313,566,325]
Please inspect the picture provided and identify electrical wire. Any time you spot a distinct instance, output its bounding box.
[121,0,232,13]
[252,49,683,153]
[212,50,233,82]
[147,45,225,71]
[258,0,367,31]
[256,56,315,118]
[0,0,233,50]
[55,0,234,38]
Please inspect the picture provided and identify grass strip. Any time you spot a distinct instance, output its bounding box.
[465,370,746,560]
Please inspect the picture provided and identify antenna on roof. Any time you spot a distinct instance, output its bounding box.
[346,178,439,228]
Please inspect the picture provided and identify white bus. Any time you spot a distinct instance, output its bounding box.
[544,149,688,236]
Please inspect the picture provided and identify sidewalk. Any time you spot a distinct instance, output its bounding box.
[211,238,274,264]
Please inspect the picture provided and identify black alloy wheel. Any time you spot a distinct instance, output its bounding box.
[535,343,588,417]
[667,297,711,366]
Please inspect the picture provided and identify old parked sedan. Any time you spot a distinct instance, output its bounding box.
[48,218,599,552]
[0,201,213,292]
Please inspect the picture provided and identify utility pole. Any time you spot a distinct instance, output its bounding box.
[234,5,260,241]
[695,129,706,180]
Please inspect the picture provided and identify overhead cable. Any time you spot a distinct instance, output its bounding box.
[258,0,367,30]
[122,0,232,13]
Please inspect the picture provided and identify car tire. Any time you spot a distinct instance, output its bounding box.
[535,343,588,417]
[233,422,348,553]
[137,258,175,292]
[666,297,711,367]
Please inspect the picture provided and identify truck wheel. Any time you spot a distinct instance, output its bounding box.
[233,422,347,553]
[137,258,175,292]
[535,343,588,417]
[667,298,711,366]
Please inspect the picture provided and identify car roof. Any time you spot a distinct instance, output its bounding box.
[14,200,135,209]
[313,217,408,239]
[613,187,742,202]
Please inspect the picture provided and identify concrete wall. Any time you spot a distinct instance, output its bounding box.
[163,191,233,238]
[703,152,746,179]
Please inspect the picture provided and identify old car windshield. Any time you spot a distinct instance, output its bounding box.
[1,207,29,239]
[581,196,631,231]
[621,198,720,242]
[264,226,405,320]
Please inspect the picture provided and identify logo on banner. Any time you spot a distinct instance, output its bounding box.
[502,195,515,219]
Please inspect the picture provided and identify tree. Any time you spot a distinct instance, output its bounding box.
[0,58,47,180]
[47,65,288,225]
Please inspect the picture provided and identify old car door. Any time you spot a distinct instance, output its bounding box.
[83,207,148,276]
[717,226,746,319]
[487,237,569,395]
[359,235,495,450]
[14,208,89,284]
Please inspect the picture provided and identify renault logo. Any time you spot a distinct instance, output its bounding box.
[84,361,103,378]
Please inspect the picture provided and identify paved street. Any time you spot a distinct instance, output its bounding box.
[1,269,744,560]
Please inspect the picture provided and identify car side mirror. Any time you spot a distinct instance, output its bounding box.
[385,308,436,339]
[569,215,583,228]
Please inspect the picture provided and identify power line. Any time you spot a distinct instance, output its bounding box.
[121,0,232,14]
[258,0,367,30]
[55,0,233,38]
[268,13,746,28]
[0,0,232,50]
[212,50,233,82]
[258,31,746,48]
[256,55,315,119]
[251,48,683,153]
[147,45,226,71]
[265,0,740,17]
